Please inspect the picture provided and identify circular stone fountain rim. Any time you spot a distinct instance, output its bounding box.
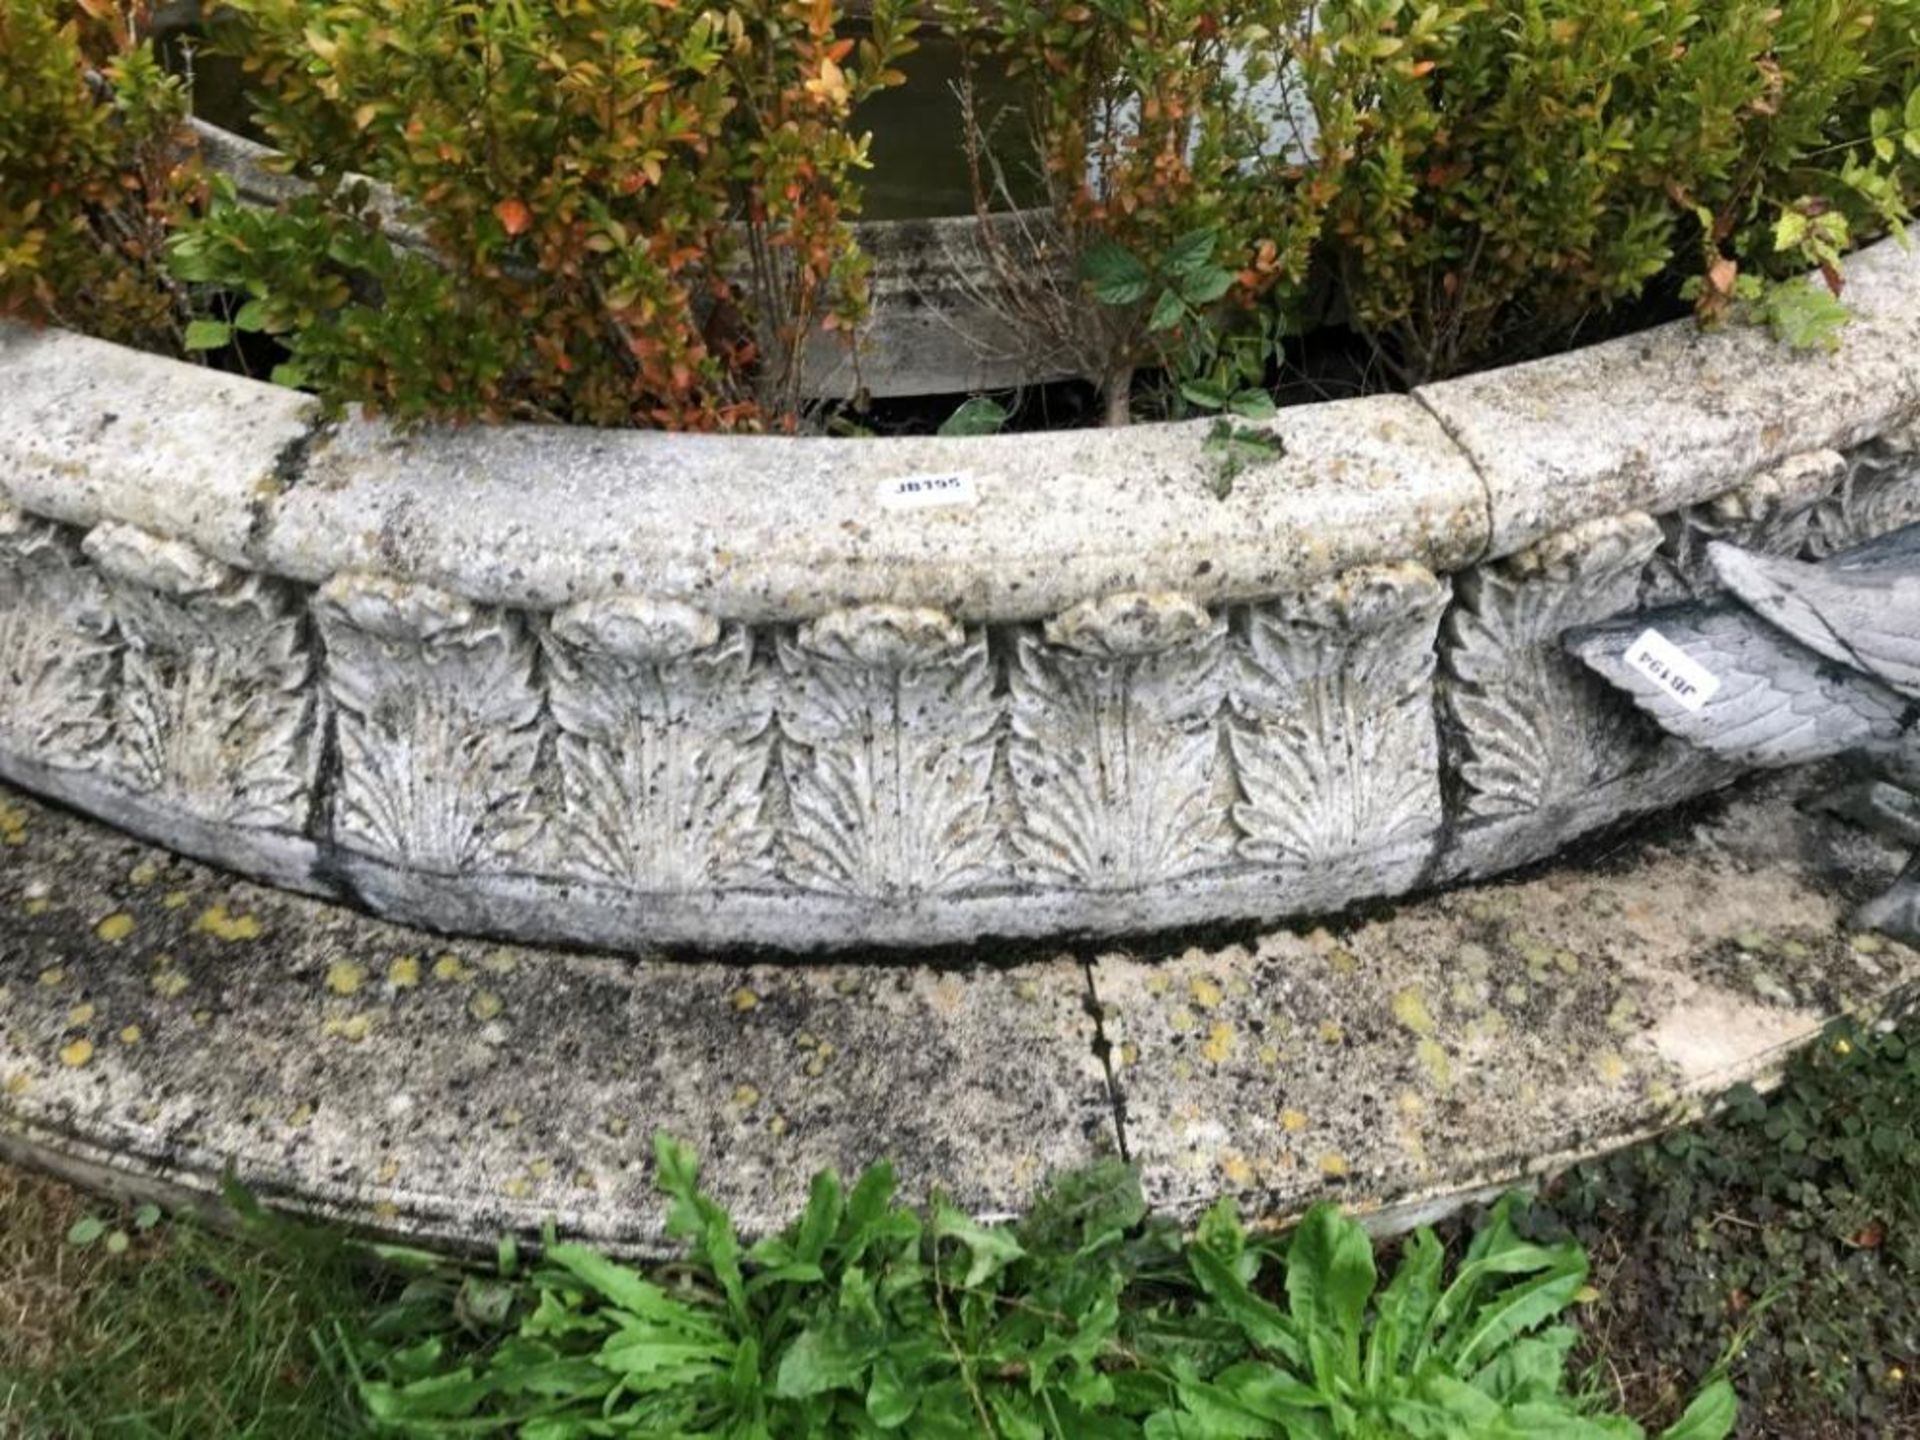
[4,237,1920,626]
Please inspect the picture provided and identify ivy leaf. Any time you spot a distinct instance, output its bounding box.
[1079,240,1150,306]
[1763,278,1850,351]
[1773,210,1809,253]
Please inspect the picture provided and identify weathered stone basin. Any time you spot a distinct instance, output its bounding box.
[4,237,1920,952]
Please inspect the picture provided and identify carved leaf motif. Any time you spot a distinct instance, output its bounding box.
[543,621,773,890]
[1445,514,1662,819]
[318,575,542,873]
[0,508,114,768]
[1009,621,1228,889]
[1807,428,1920,558]
[1646,450,1844,604]
[777,625,999,900]
[1231,564,1449,868]
[85,524,314,830]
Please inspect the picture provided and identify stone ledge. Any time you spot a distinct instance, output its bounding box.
[1,768,1911,1251]
[1415,239,1920,560]
[2,244,1919,952]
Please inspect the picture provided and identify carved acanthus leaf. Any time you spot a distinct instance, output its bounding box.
[1807,426,1920,558]
[778,607,999,900]
[1010,611,1229,889]
[84,522,314,830]
[1231,563,1449,868]
[1045,591,1216,658]
[543,606,773,891]
[1445,513,1662,819]
[0,505,115,768]
[317,572,541,872]
[1646,450,1844,604]
[797,605,966,669]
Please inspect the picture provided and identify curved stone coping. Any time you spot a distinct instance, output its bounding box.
[4,239,1920,622]
[1,770,1913,1253]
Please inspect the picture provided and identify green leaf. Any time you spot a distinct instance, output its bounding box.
[1660,1378,1737,1440]
[774,1322,876,1398]
[132,1203,162,1232]
[654,1132,746,1319]
[1448,1249,1586,1371]
[1366,1227,1443,1388]
[938,396,1010,436]
[1188,1245,1305,1366]
[1179,266,1237,306]
[1773,210,1809,254]
[1470,1325,1580,1404]
[183,319,235,351]
[1151,288,1189,332]
[867,1356,917,1427]
[103,1229,130,1256]
[1227,390,1277,421]
[231,299,270,333]
[1079,240,1151,306]
[1763,279,1850,352]
[66,1216,106,1248]
[932,1205,1025,1287]
[543,1243,720,1336]
[1163,229,1217,277]
[1181,379,1230,411]
[1284,1204,1377,1390]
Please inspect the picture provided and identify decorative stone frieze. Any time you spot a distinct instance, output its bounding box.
[777,606,1001,901]
[543,595,774,892]
[1230,564,1449,884]
[84,522,315,832]
[1646,450,1847,605]
[5,235,1920,948]
[0,504,114,771]
[1808,424,1920,557]
[1444,513,1664,821]
[315,573,542,874]
[1011,593,1229,890]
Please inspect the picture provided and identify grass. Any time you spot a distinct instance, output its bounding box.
[0,1173,386,1438]
[0,1011,1912,1438]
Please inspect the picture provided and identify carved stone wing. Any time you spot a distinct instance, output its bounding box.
[1565,604,1907,767]
[1709,539,1920,697]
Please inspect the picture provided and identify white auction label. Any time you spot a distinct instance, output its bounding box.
[875,471,979,512]
[1624,628,1721,712]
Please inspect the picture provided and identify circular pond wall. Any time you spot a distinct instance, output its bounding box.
[3,238,1920,950]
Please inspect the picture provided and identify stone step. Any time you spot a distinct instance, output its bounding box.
[1,766,1913,1252]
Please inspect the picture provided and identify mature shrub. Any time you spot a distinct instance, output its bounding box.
[168,0,916,429]
[0,0,200,352]
[1298,0,1920,381]
[940,0,1329,424]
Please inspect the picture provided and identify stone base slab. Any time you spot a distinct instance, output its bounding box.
[1,766,1914,1252]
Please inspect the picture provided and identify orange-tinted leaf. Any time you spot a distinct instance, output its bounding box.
[494,198,533,236]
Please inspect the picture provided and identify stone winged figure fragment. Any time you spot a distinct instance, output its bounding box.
[1566,524,1920,941]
